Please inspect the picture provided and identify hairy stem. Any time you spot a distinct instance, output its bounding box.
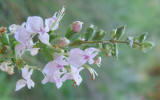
[77,39,141,46]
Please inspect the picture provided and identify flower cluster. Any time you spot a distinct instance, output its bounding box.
[0,7,153,91]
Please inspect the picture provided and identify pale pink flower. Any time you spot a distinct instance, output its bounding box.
[14,23,39,56]
[14,24,39,56]
[42,54,68,88]
[68,48,99,68]
[15,66,35,91]
[26,16,50,45]
[68,48,86,68]
[84,48,99,64]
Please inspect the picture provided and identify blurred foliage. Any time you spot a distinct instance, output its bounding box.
[0,0,160,100]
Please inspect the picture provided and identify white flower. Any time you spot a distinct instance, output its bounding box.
[15,66,35,91]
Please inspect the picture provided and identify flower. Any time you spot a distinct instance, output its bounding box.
[72,21,83,33]
[42,54,68,88]
[26,16,50,46]
[15,66,35,91]
[14,24,39,56]
[68,48,86,68]
[58,37,70,47]
[83,48,99,64]
[68,48,99,68]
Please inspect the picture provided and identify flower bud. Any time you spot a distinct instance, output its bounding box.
[72,21,83,33]
[7,67,14,75]
[58,37,70,47]
[0,27,7,35]
[9,24,20,34]
[0,62,8,72]
[94,57,102,67]
[0,61,14,75]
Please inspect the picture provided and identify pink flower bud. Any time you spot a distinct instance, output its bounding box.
[58,37,70,47]
[94,57,101,67]
[72,21,83,33]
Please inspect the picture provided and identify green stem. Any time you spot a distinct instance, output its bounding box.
[76,39,141,46]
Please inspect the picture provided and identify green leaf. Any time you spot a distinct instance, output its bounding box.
[114,26,125,40]
[110,29,117,38]
[84,25,96,41]
[112,43,119,60]
[92,29,107,40]
[2,33,10,45]
[139,33,147,43]
[65,26,75,40]
[141,41,154,52]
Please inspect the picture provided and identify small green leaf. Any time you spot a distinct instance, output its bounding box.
[92,29,107,40]
[112,43,119,60]
[84,25,96,41]
[141,41,154,52]
[2,33,10,45]
[139,33,147,43]
[65,26,75,40]
[110,29,117,38]
[114,26,125,40]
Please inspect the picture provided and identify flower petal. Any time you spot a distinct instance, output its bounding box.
[22,66,33,80]
[26,16,44,33]
[15,79,27,91]
[15,44,26,56]
[39,33,50,46]
[68,48,86,68]
[45,13,59,31]
[26,79,35,89]
[14,25,31,44]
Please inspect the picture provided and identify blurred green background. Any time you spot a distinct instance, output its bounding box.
[0,0,160,100]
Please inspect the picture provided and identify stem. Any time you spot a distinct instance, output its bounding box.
[27,65,42,71]
[77,39,141,46]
